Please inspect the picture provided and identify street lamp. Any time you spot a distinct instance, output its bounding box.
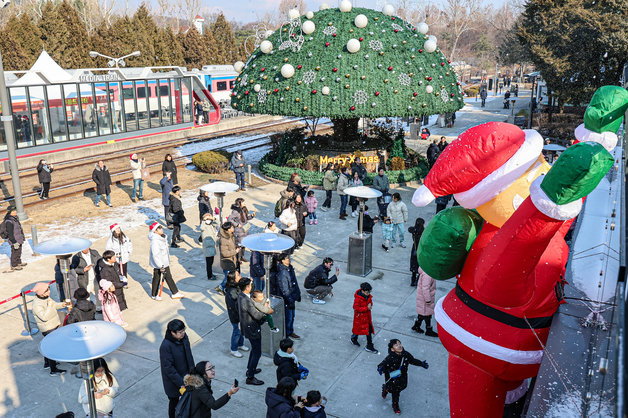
[0,3,27,220]
[88,50,141,68]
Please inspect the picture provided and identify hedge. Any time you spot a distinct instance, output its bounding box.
[192,150,231,173]
[259,152,428,185]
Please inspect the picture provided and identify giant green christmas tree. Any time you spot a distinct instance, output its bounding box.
[231,3,463,136]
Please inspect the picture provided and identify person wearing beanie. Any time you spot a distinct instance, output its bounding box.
[98,278,127,327]
[350,282,378,354]
[105,224,133,279]
[31,282,68,375]
[66,287,96,324]
[3,205,26,272]
[149,223,184,300]
[412,112,618,415]
[129,153,146,202]
[377,339,429,414]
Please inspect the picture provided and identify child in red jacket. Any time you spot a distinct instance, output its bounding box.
[350,282,378,354]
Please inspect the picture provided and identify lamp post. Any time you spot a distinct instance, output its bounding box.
[88,50,140,68]
[0,39,28,220]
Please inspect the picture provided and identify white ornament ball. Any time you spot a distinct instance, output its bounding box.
[306,11,314,19]
[260,40,273,54]
[347,38,361,53]
[426,85,434,94]
[265,30,274,38]
[322,86,330,95]
[233,61,244,73]
[254,84,261,92]
[428,35,437,43]
[417,22,429,34]
[281,64,295,78]
[354,14,368,28]
[424,39,437,53]
[302,21,316,34]
[339,0,352,12]
[320,3,330,10]
[382,4,394,16]
[288,8,300,20]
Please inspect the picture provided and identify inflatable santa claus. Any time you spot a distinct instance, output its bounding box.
[412,85,628,416]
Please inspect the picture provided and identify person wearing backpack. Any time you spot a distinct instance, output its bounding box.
[180,361,239,417]
[3,205,26,272]
[275,188,295,218]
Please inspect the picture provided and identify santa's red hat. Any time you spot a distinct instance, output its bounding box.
[412,122,543,208]
[130,153,138,160]
[109,223,119,231]
[149,221,160,232]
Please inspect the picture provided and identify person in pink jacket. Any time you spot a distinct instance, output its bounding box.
[99,279,127,328]
[412,267,437,337]
[304,190,318,225]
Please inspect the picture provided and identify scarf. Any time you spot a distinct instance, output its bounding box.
[277,349,299,365]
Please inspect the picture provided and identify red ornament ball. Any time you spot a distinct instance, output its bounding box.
[261,68,265,72]
[427,76,432,81]
[350,106,356,111]
[418,49,423,53]
[394,29,399,33]
[333,67,338,72]
[413,92,418,97]
[232,92,236,96]
[374,91,380,96]
[312,89,317,94]
[448,60,451,64]
[325,42,330,47]
[388,66,393,71]
[297,65,302,69]
[441,62,445,66]
[244,91,249,95]
[450,93,455,97]
[274,88,279,93]
[391,17,395,20]
[332,33,337,37]
[359,37,363,41]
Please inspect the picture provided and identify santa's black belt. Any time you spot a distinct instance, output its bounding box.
[454,283,553,329]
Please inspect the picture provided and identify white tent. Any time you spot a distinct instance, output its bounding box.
[11,50,72,86]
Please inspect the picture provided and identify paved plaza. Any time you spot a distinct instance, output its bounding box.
[0,93,529,418]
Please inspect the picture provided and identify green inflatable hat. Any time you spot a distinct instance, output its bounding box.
[417,207,484,280]
[583,86,628,134]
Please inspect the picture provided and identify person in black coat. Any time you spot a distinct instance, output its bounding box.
[358,205,378,234]
[238,278,269,385]
[169,186,185,248]
[183,361,238,417]
[426,140,440,168]
[273,254,301,339]
[377,339,429,414]
[4,205,26,272]
[350,158,367,182]
[66,287,96,324]
[92,160,113,207]
[197,190,213,223]
[71,248,101,292]
[303,257,338,302]
[265,377,304,418]
[301,390,327,418]
[224,271,246,357]
[162,153,178,185]
[96,250,127,310]
[160,319,195,418]
[294,194,308,249]
[273,338,308,385]
[408,218,425,287]
[36,159,53,199]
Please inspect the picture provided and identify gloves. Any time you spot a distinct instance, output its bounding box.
[377,366,383,376]
[214,207,220,215]
[13,243,20,250]
[120,275,128,283]
[421,361,429,369]
[299,371,308,380]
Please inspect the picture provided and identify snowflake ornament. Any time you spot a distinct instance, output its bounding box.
[440,88,449,103]
[369,40,384,51]
[398,73,411,86]
[353,90,369,105]
[258,90,267,103]
[302,70,316,84]
[391,23,403,32]
[323,25,337,35]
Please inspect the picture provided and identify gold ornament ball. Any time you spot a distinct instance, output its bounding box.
[295,97,300,102]
[285,86,290,91]
[384,79,389,83]
[345,84,350,89]
[435,92,440,96]
[316,66,321,71]
[379,51,384,56]
[422,103,427,108]
[237,95,241,99]
[409,73,414,77]
[233,103,238,107]
[345,74,351,78]
[249,103,254,107]
[284,58,289,62]
[303,106,308,111]
[350,29,354,33]
[298,80,303,85]
[263,76,268,80]
[361,75,366,80]
[394,89,398,94]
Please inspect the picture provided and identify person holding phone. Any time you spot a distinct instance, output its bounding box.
[182,361,239,417]
[78,358,119,416]
[303,257,338,305]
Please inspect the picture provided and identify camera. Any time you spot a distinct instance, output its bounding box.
[0,0,11,9]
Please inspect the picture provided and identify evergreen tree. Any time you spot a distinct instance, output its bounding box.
[0,28,30,71]
[155,27,184,66]
[90,16,136,67]
[201,30,218,65]
[211,14,237,64]
[5,14,43,68]
[40,1,92,68]
[131,3,158,66]
[179,28,205,69]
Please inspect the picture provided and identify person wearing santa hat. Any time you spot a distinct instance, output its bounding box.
[148,222,185,301]
[106,223,133,281]
[412,114,618,416]
[129,153,146,202]
[31,282,69,375]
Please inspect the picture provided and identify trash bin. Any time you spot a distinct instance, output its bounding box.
[347,232,373,277]
[261,296,285,357]
[409,123,421,140]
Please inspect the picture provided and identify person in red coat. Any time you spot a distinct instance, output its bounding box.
[350,282,378,354]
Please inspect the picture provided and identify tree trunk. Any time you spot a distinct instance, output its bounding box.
[331,118,360,141]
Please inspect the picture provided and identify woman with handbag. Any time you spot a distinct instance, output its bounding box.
[227,198,255,262]
[169,186,186,248]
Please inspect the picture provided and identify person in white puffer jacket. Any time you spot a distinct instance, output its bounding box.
[105,223,133,279]
[386,192,409,248]
[148,222,184,301]
[78,357,119,416]
[279,200,298,252]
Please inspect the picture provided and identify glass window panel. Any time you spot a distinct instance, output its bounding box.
[46,85,68,143]
[181,77,191,123]
[121,82,138,132]
[79,84,98,138]
[108,82,124,133]
[137,87,147,98]
[137,81,150,130]
[159,79,171,126]
[96,83,112,136]
[8,87,32,148]
[159,85,169,96]
[63,84,84,140]
[27,86,52,146]
[216,81,227,91]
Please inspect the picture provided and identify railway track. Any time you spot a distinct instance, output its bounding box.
[2,121,333,208]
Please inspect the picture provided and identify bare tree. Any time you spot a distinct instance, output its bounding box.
[442,0,484,62]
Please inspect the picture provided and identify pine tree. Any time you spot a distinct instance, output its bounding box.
[211,14,237,64]
[155,27,184,66]
[179,28,205,69]
[0,28,30,71]
[90,16,137,67]
[131,3,158,66]
[201,30,218,65]
[40,1,92,68]
[4,14,43,69]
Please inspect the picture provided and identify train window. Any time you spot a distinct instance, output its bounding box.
[137,87,147,98]
[122,87,134,100]
[216,81,227,91]
[159,85,169,96]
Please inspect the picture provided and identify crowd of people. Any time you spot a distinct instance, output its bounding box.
[12,147,443,417]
